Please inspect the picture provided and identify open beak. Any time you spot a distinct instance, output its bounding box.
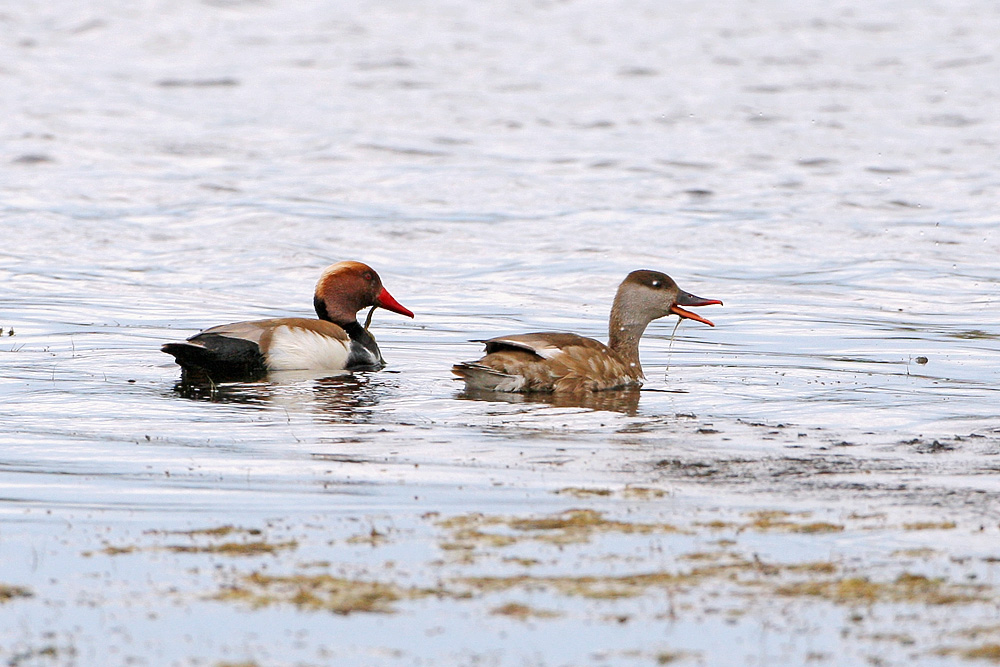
[375,287,415,318]
[670,291,723,327]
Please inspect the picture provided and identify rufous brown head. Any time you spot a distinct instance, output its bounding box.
[313,261,414,325]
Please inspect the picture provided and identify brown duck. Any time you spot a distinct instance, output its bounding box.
[453,270,721,392]
[162,261,413,381]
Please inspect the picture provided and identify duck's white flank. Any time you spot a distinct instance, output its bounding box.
[265,325,351,371]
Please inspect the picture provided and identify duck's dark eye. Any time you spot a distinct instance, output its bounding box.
[363,271,374,281]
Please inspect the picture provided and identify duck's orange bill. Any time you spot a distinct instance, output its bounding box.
[376,287,415,318]
[671,291,723,327]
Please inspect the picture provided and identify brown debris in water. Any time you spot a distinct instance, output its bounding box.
[91,524,296,557]
[147,525,262,538]
[165,540,298,556]
[490,602,561,619]
[215,571,446,615]
[963,644,1000,662]
[554,486,667,499]
[776,573,989,606]
[555,487,613,498]
[456,572,687,600]
[438,509,683,550]
[903,521,957,531]
[742,510,844,534]
[0,584,33,603]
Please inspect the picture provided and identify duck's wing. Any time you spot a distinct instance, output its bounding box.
[476,332,609,359]
[453,332,627,392]
[196,318,349,345]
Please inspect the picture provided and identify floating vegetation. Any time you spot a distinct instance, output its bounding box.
[744,509,802,530]
[164,540,298,556]
[776,573,989,606]
[794,522,845,534]
[904,521,957,531]
[148,525,262,538]
[490,602,561,619]
[962,643,1000,662]
[622,486,667,499]
[97,544,138,556]
[437,509,682,550]
[215,572,445,615]
[345,527,390,546]
[555,487,613,497]
[948,329,996,340]
[455,572,685,600]
[739,510,844,533]
[553,486,668,499]
[0,584,33,603]
[91,525,296,557]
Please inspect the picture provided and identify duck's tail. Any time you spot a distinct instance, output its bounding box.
[451,362,527,392]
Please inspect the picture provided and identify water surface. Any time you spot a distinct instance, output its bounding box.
[2,1,1000,665]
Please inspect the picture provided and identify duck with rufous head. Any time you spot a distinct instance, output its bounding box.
[162,261,413,382]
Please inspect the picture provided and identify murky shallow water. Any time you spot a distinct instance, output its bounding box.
[3,1,1000,665]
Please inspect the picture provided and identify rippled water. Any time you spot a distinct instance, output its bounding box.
[3,1,1000,665]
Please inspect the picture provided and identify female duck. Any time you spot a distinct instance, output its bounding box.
[163,261,413,381]
[453,269,720,392]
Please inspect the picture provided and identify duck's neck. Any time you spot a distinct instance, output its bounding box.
[343,320,377,348]
[343,320,385,368]
[608,306,649,380]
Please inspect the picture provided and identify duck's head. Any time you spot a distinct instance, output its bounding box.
[616,269,722,327]
[313,261,414,325]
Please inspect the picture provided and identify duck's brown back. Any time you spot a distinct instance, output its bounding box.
[453,332,642,392]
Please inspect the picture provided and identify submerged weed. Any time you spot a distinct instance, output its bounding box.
[962,643,1000,662]
[165,540,298,556]
[0,584,33,603]
[490,602,561,619]
[216,571,444,615]
[904,521,957,531]
[776,573,988,606]
[555,487,613,498]
[437,509,682,550]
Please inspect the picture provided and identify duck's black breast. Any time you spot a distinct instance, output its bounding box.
[342,322,385,371]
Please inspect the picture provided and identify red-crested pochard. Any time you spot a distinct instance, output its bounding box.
[453,270,721,392]
[162,261,413,381]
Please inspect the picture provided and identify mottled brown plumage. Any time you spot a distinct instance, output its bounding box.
[453,270,721,393]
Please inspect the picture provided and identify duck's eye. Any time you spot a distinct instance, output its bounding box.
[651,280,661,288]
[363,271,374,281]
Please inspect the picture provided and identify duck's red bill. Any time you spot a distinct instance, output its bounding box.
[671,291,723,327]
[376,287,415,318]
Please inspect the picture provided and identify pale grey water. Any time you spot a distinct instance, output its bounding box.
[2,1,1000,665]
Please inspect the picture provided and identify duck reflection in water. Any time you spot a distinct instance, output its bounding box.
[171,371,386,424]
[457,385,643,416]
